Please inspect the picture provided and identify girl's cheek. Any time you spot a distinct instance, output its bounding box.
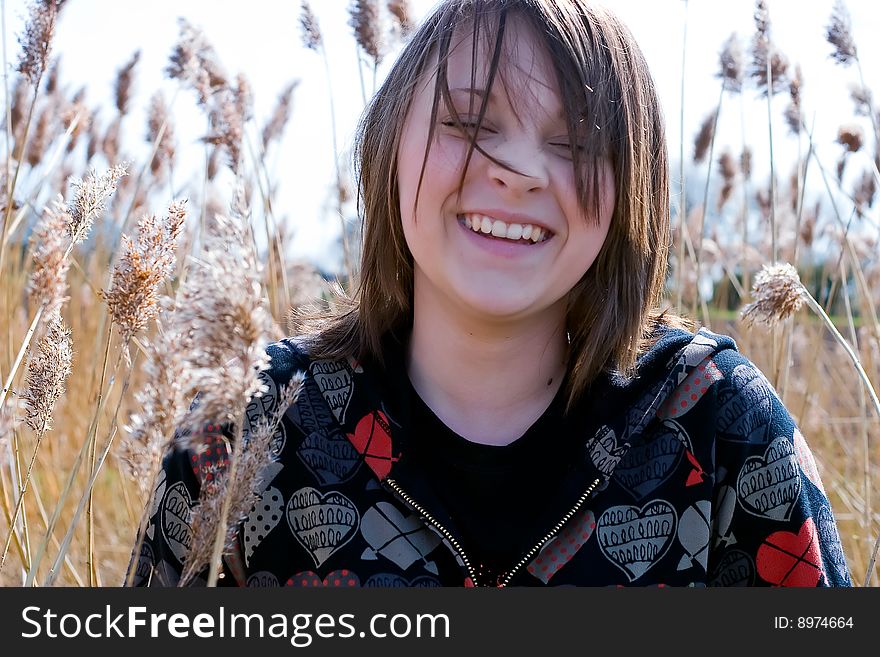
[431,138,470,172]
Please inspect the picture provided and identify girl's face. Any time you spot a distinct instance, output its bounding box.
[397,18,615,327]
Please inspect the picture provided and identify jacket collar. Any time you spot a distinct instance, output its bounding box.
[339,322,737,490]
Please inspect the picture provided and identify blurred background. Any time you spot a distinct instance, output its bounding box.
[3,0,878,276]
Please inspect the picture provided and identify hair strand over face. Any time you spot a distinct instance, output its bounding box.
[291,0,694,413]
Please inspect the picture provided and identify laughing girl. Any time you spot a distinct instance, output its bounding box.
[131,0,852,587]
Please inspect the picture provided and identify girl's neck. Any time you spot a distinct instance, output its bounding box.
[406,283,568,446]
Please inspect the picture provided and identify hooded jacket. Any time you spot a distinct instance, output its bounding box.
[131,324,853,587]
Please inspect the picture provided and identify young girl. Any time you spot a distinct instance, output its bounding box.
[132,0,852,587]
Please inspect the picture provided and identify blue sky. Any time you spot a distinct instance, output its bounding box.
[3,0,878,272]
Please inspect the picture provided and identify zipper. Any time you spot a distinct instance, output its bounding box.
[384,477,480,585]
[385,475,602,587]
[496,477,601,587]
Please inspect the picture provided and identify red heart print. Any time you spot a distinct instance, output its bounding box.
[757,518,823,587]
[286,569,361,587]
[347,410,398,479]
[189,426,229,486]
[685,449,706,487]
[527,509,596,584]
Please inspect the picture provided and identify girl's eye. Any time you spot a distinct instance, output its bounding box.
[550,142,586,152]
[441,119,494,133]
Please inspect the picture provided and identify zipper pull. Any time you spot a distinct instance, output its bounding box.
[476,563,504,587]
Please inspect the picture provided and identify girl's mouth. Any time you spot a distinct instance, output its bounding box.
[458,213,551,245]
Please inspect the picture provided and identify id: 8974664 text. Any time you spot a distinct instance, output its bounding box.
[773,616,854,629]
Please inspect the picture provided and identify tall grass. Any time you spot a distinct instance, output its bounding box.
[0,0,877,586]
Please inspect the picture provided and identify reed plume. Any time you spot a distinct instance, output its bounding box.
[784,65,803,136]
[61,87,90,154]
[741,263,805,326]
[853,170,876,217]
[120,315,190,496]
[45,58,61,95]
[22,312,73,434]
[850,84,872,117]
[115,50,141,117]
[27,105,54,168]
[788,165,800,214]
[102,117,121,165]
[102,201,187,349]
[173,192,275,435]
[203,75,251,175]
[838,124,864,152]
[66,164,128,245]
[826,0,857,65]
[740,147,752,180]
[10,76,29,136]
[717,150,738,212]
[299,1,323,51]
[262,81,299,151]
[166,18,228,106]
[388,0,414,39]
[836,123,863,182]
[799,206,817,250]
[17,0,66,87]
[718,33,744,93]
[349,0,384,64]
[146,91,176,182]
[27,195,72,317]
[0,313,72,573]
[750,1,788,96]
[693,109,716,163]
[206,147,220,182]
[181,377,303,586]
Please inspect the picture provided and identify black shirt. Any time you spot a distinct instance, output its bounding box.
[405,374,586,580]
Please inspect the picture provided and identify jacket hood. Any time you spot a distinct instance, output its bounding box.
[283,323,738,480]
[586,325,738,483]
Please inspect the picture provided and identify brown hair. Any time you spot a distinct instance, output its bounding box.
[291,0,694,414]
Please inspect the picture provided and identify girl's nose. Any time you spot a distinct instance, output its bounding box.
[485,139,550,195]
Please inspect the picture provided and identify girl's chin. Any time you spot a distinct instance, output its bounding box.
[450,288,542,320]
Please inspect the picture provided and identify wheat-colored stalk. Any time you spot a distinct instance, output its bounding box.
[742,263,880,586]
[103,201,187,351]
[152,186,275,586]
[180,375,303,586]
[0,170,116,413]
[0,312,71,573]
[121,315,190,587]
[73,200,187,585]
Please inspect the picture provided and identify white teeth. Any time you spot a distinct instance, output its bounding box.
[461,213,548,243]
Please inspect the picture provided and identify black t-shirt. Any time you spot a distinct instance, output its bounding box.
[405,374,588,581]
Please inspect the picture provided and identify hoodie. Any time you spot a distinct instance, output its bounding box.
[130,324,853,587]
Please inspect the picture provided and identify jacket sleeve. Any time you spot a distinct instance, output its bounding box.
[125,339,310,587]
[126,419,237,587]
[708,349,853,587]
